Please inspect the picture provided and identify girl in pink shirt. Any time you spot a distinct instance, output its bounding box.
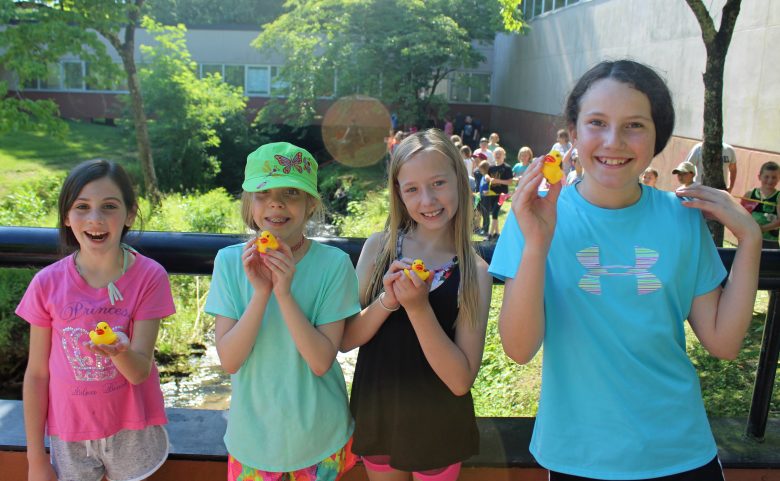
[16,159,175,481]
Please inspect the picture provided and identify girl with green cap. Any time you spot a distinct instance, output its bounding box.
[205,142,361,480]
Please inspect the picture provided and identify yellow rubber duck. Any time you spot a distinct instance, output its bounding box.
[542,150,564,184]
[404,259,430,281]
[89,322,117,345]
[255,231,279,253]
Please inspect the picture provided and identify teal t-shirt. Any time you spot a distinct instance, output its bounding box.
[512,163,527,177]
[205,241,361,471]
[489,185,726,479]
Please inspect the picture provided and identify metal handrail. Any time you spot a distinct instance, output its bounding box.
[1,226,777,439]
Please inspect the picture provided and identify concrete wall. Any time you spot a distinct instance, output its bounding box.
[491,0,780,159]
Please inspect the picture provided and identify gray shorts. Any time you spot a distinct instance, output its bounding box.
[50,425,169,481]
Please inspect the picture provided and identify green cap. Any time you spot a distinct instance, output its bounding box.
[242,142,320,199]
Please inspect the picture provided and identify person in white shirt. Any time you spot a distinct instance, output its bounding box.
[475,137,495,165]
[685,142,737,192]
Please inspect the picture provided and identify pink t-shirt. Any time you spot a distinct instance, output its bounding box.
[16,252,176,442]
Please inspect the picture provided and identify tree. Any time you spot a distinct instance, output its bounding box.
[685,0,742,246]
[137,18,247,192]
[0,0,161,201]
[143,0,286,27]
[252,0,524,130]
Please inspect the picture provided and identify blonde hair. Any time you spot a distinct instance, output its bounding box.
[518,146,533,163]
[365,129,481,328]
[493,147,506,159]
[240,191,323,233]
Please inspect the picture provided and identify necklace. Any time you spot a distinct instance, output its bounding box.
[291,236,307,253]
[73,244,133,305]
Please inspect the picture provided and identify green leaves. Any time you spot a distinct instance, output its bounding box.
[0,0,123,136]
[252,0,525,129]
[136,18,247,192]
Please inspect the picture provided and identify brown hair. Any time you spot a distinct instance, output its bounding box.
[58,159,137,251]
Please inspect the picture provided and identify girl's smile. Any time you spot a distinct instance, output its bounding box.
[573,78,656,208]
[252,188,312,244]
[64,177,135,252]
[397,150,459,231]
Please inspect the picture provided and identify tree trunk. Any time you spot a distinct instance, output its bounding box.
[120,48,160,203]
[686,0,742,246]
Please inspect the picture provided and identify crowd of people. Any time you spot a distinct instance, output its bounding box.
[15,59,767,481]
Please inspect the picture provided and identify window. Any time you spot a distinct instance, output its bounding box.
[526,0,585,19]
[533,0,543,17]
[224,65,245,88]
[62,62,85,90]
[449,72,470,102]
[85,62,122,91]
[200,64,223,78]
[246,66,270,95]
[470,73,491,103]
[449,72,491,103]
[39,64,60,90]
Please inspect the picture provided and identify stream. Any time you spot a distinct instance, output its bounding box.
[161,343,358,410]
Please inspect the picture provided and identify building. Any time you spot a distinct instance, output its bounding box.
[3,0,779,192]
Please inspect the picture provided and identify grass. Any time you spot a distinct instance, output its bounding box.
[0,120,138,195]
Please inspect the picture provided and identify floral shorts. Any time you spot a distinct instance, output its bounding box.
[227,437,357,481]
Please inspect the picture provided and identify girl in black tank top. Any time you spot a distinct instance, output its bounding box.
[341,130,493,477]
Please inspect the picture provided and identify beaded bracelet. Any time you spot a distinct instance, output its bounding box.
[378,292,400,312]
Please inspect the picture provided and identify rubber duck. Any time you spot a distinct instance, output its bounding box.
[404,259,430,281]
[255,231,279,253]
[89,322,117,345]
[542,150,564,184]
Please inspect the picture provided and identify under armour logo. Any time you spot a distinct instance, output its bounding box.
[576,246,661,295]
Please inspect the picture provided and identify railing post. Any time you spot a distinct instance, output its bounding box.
[746,289,780,440]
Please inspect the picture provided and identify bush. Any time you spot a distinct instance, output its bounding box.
[138,188,244,234]
[0,174,63,227]
[0,268,36,397]
[333,189,389,238]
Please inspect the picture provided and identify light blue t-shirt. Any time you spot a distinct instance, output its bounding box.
[205,241,361,471]
[512,163,527,177]
[489,184,726,480]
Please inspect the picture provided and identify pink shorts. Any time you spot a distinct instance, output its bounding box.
[227,437,357,481]
[362,455,462,481]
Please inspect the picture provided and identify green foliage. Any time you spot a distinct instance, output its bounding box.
[473,285,541,416]
[0,174,64,226]
[144,0,286,26]
[0,0,123,136]
[0,82,67,137]
[136,18,248,192]
[0,268,36,397]
[333,190,389,238]
[689,290,780,416]
[138,188,244,234]
[253,0,525,128]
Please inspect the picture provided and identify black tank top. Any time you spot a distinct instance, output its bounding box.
[349,238,479,471]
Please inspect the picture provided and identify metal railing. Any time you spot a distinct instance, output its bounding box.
[1,226,777,439]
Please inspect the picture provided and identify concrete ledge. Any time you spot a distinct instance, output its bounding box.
[1,400,778,479]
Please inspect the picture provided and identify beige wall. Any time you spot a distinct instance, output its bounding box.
[492,0,780,155]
